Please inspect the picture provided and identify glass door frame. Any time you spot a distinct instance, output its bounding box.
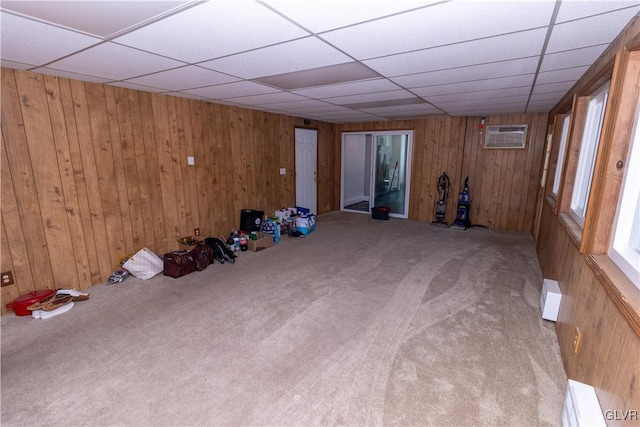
[340,130,413,219]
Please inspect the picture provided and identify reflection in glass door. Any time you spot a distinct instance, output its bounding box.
[373,133,410,217]
[341,131,412,219]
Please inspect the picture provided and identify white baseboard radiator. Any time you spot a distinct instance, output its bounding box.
[562,379,606,426]
[540,278,562,321]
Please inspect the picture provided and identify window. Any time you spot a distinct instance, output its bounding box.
[610,96,640,289]
[570,81,610,227]
[552,114,571,196]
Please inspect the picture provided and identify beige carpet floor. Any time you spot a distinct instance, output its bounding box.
[1,211,566,426]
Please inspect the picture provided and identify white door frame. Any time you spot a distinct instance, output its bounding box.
[295,128,318,215]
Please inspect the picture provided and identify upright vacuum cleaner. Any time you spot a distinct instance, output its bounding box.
[451,176,471,230]
[431,172,451,227]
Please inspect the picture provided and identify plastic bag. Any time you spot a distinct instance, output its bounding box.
[122,247,163,280]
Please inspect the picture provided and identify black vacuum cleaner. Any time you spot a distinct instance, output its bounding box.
[451,176,471,230]
[431,172,451,227]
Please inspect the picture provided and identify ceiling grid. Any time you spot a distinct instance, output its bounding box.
[1,0,638,123]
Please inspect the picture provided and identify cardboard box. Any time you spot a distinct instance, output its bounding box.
[247,232,274,252]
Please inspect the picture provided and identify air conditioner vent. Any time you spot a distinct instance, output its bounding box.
[484,124,528,149]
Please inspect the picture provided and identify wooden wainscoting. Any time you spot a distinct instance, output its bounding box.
[537,203,640,425]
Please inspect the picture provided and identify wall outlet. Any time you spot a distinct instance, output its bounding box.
[573,327,582,354]
[279,168,286,175]
[1,271,15,286]
[194,228,200,237]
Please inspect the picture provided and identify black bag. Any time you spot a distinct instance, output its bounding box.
[163,250,196,278]
[188,244,214,271]
[240,209,263,232]
[204,237,236,264]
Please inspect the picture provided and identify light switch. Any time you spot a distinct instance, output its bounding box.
[187,156,195,166]
[279,168,286,175]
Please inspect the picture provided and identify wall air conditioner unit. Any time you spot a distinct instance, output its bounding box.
[484,124,528,149]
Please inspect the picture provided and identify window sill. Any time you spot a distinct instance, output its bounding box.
[558,212,584,252]
[587,254,640,337]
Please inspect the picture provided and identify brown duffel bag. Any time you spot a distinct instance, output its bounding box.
[188,244,215,271]
[163,250,196,278]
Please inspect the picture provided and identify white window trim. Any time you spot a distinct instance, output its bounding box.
[570,82,610,228]
[610,96,640,289]
[552,114,571,196]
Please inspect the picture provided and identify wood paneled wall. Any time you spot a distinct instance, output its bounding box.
[537,204,640,424]
[338,118,466,225]
[337,112,548,229]
[537,17,640,426]
[1,67,547,313]
[0,68,336,310]
[462,114,548,230]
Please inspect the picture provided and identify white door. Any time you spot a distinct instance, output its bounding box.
[295,128,318,214]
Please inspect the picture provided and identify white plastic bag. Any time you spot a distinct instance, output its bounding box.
[122,247,163,280]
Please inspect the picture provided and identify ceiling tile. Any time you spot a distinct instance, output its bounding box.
[262,0,441,33]
[225,92,309,106]
[527,105,556,113]
[292,78,400,98]
[1,59,33,70]
[199,37,352,79]
[445,105,526,116]
[33,67,111,84]
[363,28,548,77]
[277,104,344,114]
[164,91,209,101]
[529,91,568,103]
[359,103,442,115]
[527,99,560,108]
[425,86,531,104]
[555,1,640,23]
[114,1,309,64]
[47,42,185,81]
[183,81,279,99]
[0,12,100,66]
[125,66,240,91]
[434,95,529,109]
[320,1,555,60]
[1,1,194,38]
[540,45,607,72]
[312,110,384,120]
[390,57,540,88]
[532,81,575,95]
[342,97,427,109]
[107,81,168,93]
[255,62,379,90]
[536,66,588,85]
[546,7,640,53]
[323,89,418,106]
[413,75,534,97]
[260,99,335,111]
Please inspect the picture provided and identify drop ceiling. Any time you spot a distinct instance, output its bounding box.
[1,0,639,123]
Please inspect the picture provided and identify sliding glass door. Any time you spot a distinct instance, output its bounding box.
[341,131,412,219]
